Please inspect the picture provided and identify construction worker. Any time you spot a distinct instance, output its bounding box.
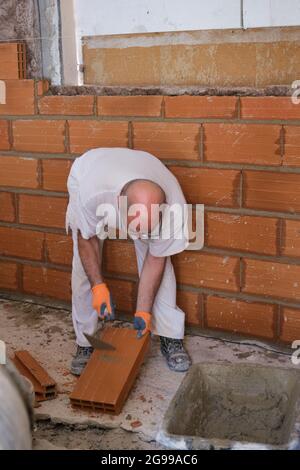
[66,148,192,375]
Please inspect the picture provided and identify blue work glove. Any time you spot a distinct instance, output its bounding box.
[134,311,152,338]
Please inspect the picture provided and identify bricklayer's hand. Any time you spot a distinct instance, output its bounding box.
[92,283,115,320]
[134,311,152,338]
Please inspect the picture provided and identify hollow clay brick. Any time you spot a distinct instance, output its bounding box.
[13,350,57,401]
[165,96,237,119]
[241,97,300,120]
[0,226,44,260]
[133,121,200,160]
[22,265,71,301]
[205,212,278,255]
[98,96,163,117]
[42,159,73,192]
[0,120,10,150]
[205,295,275,339]
[18,194,68,228]
[280,307,300,343]
[70,327,150,414]
[0,43,26,79]
[68,120,128,153]
[0,80,34,115]
[242,258,300,301]
[203,123,281,165]
[170,166,240,206]
[243,171,300,213]
[39,95,94,115]
[12,120,66,153]
[281,219,300,258]
[283,126,300,167]
[0,260,18,290]
[0,155,38,188]
[0,192,15,222]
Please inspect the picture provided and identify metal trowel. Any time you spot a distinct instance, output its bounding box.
[84,319,116,351]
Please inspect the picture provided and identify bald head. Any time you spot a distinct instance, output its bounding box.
[124,179,165,207]
[120,179,166,237]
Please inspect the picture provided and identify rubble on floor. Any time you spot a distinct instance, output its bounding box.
[33,420,165,450]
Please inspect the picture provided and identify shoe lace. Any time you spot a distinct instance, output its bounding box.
[162,338,184,354]
[77,346,93,357]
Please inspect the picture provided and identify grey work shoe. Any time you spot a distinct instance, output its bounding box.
[70,345,93,376]
[160,336,192,372]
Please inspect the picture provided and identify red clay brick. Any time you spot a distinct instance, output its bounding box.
[133,122,200,160]
[281,219,300,258]
[22,265,71,301]
[165,96,238,119]
[0,260,18,290]
[0,226,44,260]
[98,96,162,117]
[68,120,128,154]
[243,258,300,301]
[0,156,38,188]
[13,120,66,153]
[69,327,150,414]
[0,80,35,115]
[283,126,300,167]
[280,307,300,342]
[0,120,10,150]
[104,240,137,277]
[37,80,50,96]
[203,123,281,165]
[177,290,202,326]
[205,295,275,339]
[243,171,300,213]
[45,233,72,266]
[106,278,136,313]
[0,191,15,222]
[173,251,239,292]
[13,350,57,401]
[42,159,72,192]
[39,96,94,115]
[170,166,240,206]
[205,212,277,255]
[0,43,25,79]
[19,194,67,229]
[241,97,300,120]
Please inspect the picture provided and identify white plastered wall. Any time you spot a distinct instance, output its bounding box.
[60,0,300,85]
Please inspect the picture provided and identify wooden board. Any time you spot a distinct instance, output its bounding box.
[70,327,150,414]
[12,350,57,402]
[0,43,26,80]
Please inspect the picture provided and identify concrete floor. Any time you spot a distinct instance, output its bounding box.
[0,297,298,450]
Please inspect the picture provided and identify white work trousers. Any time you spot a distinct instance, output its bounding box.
[71,231,185,347]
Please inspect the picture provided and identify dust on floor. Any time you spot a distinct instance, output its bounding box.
[33,420,165,450]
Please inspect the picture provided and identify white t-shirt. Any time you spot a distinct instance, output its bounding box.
[66,147,189,257]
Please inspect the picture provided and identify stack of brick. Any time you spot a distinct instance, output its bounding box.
[0,43,300,345]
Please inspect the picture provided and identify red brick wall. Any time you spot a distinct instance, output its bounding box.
[1,74,300,344]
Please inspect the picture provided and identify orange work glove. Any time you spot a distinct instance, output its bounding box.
[134,311,152,338]
[92,283,115,320]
